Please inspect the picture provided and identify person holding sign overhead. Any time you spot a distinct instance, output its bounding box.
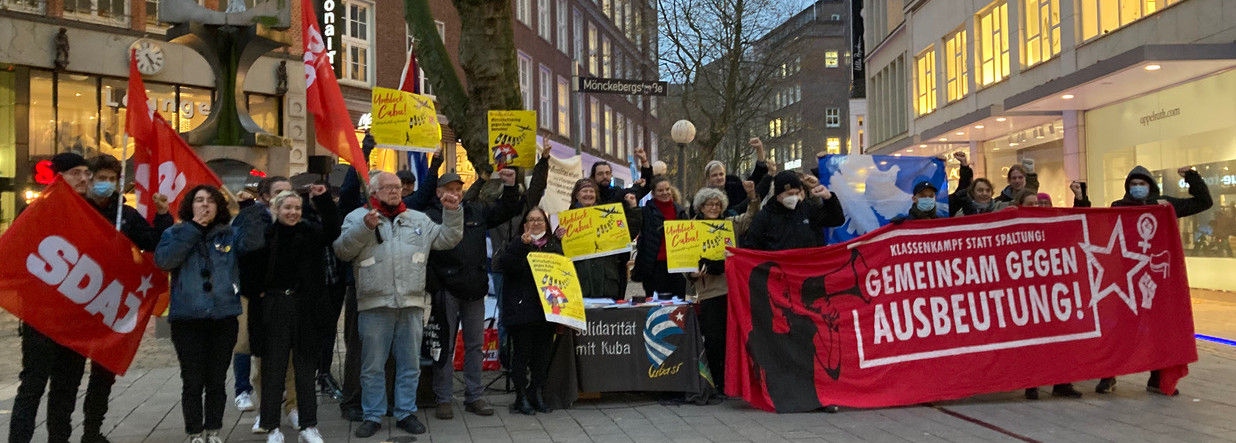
[631,177,690,299]
[686,181,759,393]
[499,207,563,415]
[556,179,642,300]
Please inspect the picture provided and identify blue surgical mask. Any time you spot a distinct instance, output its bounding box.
[92,181,116,198]
[1129,184,1150,200]
[916,197,936,212]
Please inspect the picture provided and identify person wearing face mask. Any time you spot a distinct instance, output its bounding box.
[743,171,845,251]
[900,181,942,221]
[558,178,642,300]
[687,182,758,394]
[499,207,563,415]
[1092,165,1212,396]
[77,155,175,443]
[243,188,339,443]
[631,177,691,299]
[155,185,241,443]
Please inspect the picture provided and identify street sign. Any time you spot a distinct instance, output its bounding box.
[577,77,667,96]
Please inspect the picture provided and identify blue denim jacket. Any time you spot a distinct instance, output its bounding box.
[155,222,242,321]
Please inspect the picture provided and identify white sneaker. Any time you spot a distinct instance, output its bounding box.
[252,417,268,434]
[266,428,285,443]
[298,427,324,443]
[287,409,300,428]
[187,433,206,443]
[203,430,224,443]
[235,392,255,411]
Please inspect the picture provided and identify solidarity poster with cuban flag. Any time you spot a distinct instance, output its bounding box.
[725,206,1194,412]
[819,155,948,244]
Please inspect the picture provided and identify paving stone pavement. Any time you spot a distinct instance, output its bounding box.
[1,291,1234,442]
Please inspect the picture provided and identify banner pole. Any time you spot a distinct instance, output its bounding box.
[115,133,129,230]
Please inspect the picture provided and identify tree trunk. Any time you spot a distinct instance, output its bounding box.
[405,0,523,176]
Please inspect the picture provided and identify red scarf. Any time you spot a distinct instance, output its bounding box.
[655,198,677,260]
[370,197,407,219]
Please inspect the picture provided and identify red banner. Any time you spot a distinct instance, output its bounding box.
[302,0,369,183]
[0,178,167,375]
[726,206,1196,412]
[126,50,223,222]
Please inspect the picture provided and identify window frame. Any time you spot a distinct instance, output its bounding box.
[825,50,840,68]
[518,53,534,111]
[538,65,553,130]
[340,0,374,86]
[1023,0,1061,67]
[826,108,841,128]
[557,75,571,136]
[976,1,1010,88]
[914,46,937,116]
[944,28,969,102]
[537,0,552,41]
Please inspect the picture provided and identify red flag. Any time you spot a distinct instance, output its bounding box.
[125,50,156,144]
[0,178,167,375]
[302,0,370,183]
[126,51,223,222]
[399,44,420,94]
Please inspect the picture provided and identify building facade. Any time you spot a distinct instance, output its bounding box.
[863,0,1236,291]
[0,0,298,233]
[759,0,854,171]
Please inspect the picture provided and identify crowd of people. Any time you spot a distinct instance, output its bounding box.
[9,139,1214,442]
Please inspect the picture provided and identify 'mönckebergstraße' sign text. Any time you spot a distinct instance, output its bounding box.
[578,77,667,96]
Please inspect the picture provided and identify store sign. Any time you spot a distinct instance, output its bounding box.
[1137,107,1181,126]
[106,90,211,120]
[318,0,343,77]
[33,161,55,184]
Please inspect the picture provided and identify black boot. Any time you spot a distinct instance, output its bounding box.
[1052,383,1083,398]
[510,392,535,415]
[1095,377,1117,393]
[529,388,552,413]
[1024,388,1039,400]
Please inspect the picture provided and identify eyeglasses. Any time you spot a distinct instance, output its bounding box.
[526,218,547,224]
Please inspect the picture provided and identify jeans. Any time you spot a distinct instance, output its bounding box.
[358,307,424,422]
[82,361,117,437]
[9,324,87,443]
[698,296,728,392]
[233,354,253,395]
[258,292,320,430]
[233,298,253,396]
[490,272,508,368]
[171,317,239,435]
[431,291,486,404]
[507,321,554,393]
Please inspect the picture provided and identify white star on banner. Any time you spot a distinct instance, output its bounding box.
[137,275,154,298]
[1078,217,1151,314]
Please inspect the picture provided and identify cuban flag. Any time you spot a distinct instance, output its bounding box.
[818,155,948,244]
[643,306,688,368]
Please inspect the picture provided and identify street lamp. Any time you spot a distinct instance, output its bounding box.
[670,120,696,193]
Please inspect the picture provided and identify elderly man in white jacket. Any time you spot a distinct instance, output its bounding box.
[334,171,463,438]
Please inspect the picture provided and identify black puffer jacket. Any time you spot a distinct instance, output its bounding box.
[1110,165,1212,217]
[743,195,845,251]
[499,235,564,326]
[573,203,642,300]
[89,195,173,250]
[631,199,688,282]
[423,184,522,300]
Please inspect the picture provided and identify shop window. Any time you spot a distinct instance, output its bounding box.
[342,0,372,85]
[247,93,281,135]
[977,1,1009,87]
[914,47,937,116]
[57,75,100,157]
[1,71,16,231]
[1023,0,1061,67]
[3,0,43,13]
[29,72,56,159]
[945,28,969,102]
[178,87,213,133]
[557,76,570,136]
[1081,0,1185,41]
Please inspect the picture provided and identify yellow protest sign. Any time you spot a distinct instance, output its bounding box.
[558,203,632,260]
[527,252,586,332]
[664,220,736,273]
[371,87,441,153]
[487,110,536,169]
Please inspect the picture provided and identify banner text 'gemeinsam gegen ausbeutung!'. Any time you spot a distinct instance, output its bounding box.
[726,206,1196,412]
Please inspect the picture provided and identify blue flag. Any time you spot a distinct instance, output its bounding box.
[817,155,948,243]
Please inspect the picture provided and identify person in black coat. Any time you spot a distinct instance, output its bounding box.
[1093,164,1212,396]
[244,187,340,441]
[631,176,689,298]
[744,171,845,251]
[500,207,562,415]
